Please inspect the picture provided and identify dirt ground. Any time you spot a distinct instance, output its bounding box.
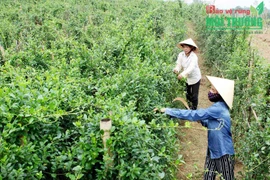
[249,30,270,64]
[176,23,245,179]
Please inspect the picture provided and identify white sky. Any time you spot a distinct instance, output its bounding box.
[184,0,270,9]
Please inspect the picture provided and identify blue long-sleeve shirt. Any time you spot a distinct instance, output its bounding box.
[165,101,234,159]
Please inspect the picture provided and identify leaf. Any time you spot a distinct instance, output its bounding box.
[185,121,191,128]
[256,1,264,15]
[250,5,258,16]
[72,165,82,172]
[152,156,160,162]
[66,173,76,180]
[158,172,165,179]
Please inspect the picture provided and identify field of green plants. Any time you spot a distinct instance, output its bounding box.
[0,0,269,179]
[189,3,269,179]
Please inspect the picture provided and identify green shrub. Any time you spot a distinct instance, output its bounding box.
[191,3,270,178]
[0,0,188,179]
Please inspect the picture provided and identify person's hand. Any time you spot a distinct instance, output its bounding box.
[177,74,183,80]
[153,108,166,113]
[153,108,159,112]
[160,108,166,113]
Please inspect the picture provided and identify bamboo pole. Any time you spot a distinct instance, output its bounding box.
[0,45,5,61]
[247,50,254,124]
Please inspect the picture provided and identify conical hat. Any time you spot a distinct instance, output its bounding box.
[177,38,198,49]
[206,76,235,109]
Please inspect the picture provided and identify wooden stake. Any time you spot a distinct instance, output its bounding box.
[100,118,112,148]
[100,118,113,169]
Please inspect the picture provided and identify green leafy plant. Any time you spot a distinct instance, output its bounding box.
[191,3,269,178]
[0,0,189,179]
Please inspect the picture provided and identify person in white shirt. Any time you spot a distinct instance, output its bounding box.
[173,38,201,110]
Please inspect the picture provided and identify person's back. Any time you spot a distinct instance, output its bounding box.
[200,101,234,159]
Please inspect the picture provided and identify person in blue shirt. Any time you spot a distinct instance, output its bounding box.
[159,76,235,180]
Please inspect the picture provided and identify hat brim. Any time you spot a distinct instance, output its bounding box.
[206,76,235,109]
[177,38,198,50]
[177,43,197,50]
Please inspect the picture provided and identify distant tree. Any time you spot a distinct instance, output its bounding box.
[253,0,259,7]
[235,6,243,10]
[178,0,182,17]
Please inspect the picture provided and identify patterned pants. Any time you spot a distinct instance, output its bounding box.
[204,154,235,180]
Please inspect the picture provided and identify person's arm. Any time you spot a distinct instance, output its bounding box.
[164,108,208,121]
[162,104,220,122]
[180,54,198,78]
[173,54,182,73]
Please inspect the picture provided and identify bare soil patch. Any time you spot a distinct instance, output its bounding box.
[250,32,270,64]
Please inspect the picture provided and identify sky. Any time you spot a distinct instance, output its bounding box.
[184,0,270,9]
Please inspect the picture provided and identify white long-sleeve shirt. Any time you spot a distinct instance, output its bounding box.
[173,51,201,85]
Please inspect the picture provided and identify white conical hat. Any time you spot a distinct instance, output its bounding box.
[206,76,235,109]
[177,38,198,49]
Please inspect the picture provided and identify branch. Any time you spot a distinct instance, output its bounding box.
[251,107,259,122]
